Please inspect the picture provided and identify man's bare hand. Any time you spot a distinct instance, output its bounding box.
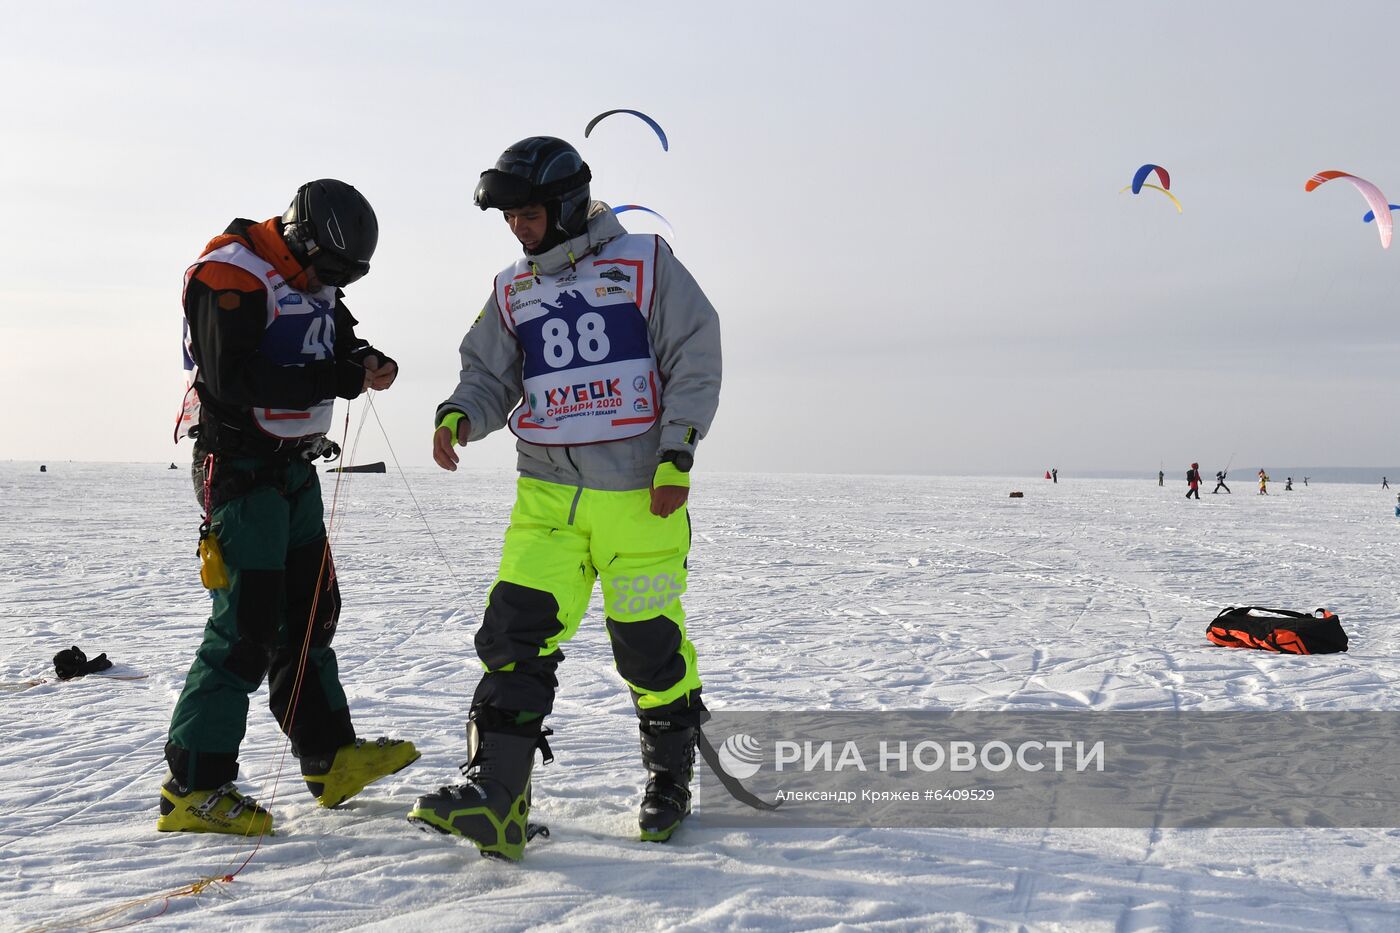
[650,485,689,518]
[432,418,467,471]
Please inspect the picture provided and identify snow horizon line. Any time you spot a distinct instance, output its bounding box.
[8,460,1400,485]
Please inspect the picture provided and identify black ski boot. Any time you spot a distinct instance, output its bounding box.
[407,711,552,861]
[638,717,697,842]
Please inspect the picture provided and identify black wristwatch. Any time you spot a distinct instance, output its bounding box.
[660,449,694,473]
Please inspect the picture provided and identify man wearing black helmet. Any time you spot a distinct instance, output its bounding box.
[161,180,418,835]
[409,137,722,858]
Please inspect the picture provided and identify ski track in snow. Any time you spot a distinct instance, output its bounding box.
[4,463,1400,931]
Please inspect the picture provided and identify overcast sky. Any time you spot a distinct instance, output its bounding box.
[5,1,1400,476]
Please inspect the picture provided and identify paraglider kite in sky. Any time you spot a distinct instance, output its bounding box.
[584,109,669,151]
[1306,170,1392,249]
[1131,164,1171,194]
[612,204,675,241]
[1120,163,1182,213]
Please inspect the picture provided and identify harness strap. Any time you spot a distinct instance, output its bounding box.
[696,727,780,812]
[201,453,216,527]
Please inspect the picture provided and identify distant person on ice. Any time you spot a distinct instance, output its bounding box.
[1285,477,1294,491]
[1186,462,1202,499]
[1384,477,1391,490]
[162,181,418,835]
[1158,469,1164,486]
[1051,468,1058,483]
[1213,470,1231,494]
[411,137,722,859]
[1258,469,1270,494]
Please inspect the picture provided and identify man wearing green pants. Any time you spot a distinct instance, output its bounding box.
[409,137,721,859]
[163,180,418,835]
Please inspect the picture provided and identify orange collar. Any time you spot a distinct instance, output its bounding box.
[247,218,315,291]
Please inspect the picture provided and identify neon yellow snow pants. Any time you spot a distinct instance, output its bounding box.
[471,477,703,720]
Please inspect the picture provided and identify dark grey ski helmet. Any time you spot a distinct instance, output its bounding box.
[474,137,592,244]
[282,179,378,287]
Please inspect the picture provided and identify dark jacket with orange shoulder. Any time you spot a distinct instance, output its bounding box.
[184,218,391,454]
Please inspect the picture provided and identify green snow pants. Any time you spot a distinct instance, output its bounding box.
[166,454,353,790]
[472,477,706,725]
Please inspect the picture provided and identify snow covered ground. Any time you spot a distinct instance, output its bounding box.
[4,461,1400,932]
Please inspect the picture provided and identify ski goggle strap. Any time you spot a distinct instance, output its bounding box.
[473,165,592,211]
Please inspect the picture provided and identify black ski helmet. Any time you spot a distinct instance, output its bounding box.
[282,179,378,287]
[473,137,592,246]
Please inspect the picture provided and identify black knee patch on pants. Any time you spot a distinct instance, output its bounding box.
[267,538,351,756]
[476,581,566,670]
[225,568,282,683]
[285,538,339,648]
[473,582,570,715]
[607,614,686,694]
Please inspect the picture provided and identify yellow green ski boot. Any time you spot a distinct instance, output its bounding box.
[408,720,552,861]
[156,776,273,836]
[301,737,421,809]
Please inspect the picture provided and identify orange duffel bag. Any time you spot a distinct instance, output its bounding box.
[1206,606,1348,654]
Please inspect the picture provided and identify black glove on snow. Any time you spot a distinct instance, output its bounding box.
[53,646,113,680]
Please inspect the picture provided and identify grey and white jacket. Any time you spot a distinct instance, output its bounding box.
[437,204,722,492]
